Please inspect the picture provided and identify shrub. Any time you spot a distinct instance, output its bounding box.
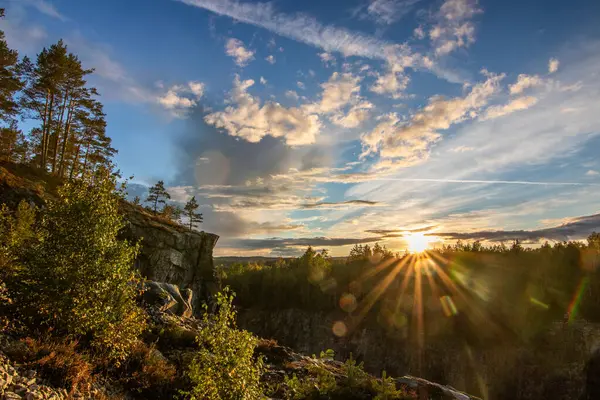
[114,341,177,396]
[8,171,146,361]
[372,371,405,400]
[284,365,338,399]
[6,337,94,394]
[185,287,264,399]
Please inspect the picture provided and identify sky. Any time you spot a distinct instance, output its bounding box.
[2,0,600,256]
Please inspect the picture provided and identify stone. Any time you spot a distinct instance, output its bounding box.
[143,281,193,318]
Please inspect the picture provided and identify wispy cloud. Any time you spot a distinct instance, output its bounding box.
[361,71,505,171]
[23,0,68,21]
[354,0,422,25]
[301,200,381,209]
[177,0,393,59]
[431,212,600,242]
[480,96,538,121]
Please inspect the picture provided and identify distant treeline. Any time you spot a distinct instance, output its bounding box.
[219,236,600,337]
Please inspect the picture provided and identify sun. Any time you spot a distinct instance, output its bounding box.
[405,232,433,253]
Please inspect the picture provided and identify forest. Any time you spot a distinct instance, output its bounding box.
[219,240,600,399]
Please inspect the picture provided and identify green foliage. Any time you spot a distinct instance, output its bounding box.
[372,371,404,400]
[6,172,146,361]
[0,15,24,123]
[185,287,264,399]
[342,354,368,389]
[284,365,338,399]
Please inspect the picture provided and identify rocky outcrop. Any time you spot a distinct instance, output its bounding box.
[120,203,219,314]
[0,163,220,316]
[142,281,194,318]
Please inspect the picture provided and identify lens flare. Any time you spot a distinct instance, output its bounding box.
[567,276,589,324]
[405,232,433,253]
[332,321,347,337]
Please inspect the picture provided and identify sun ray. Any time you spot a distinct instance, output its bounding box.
[349,256,411,330]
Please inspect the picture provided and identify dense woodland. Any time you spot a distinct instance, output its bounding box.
[219,240,600,399]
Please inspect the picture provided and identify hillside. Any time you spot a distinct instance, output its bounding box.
[0,162,483,399]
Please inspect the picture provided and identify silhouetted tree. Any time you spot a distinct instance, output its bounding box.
[184,196,203,230]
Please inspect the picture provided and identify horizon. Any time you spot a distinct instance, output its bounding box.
[3,0,600,257]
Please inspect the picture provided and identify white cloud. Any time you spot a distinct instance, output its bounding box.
[205,75,321,145]
[265,54,276,64]
[361,71,505,169]
[285,90,300,100]
[316,72,362,113]
[225,38,255,66]
[156,81,205,117]
[586,170,599,176]
[297,81,306,90]
[429,0,482,56]
[176,0,459,83]
[509,74,544,95]
[319,52,336,67]
[548,58,560,74]
[259,76,268,85]
[370,43,417,98]
[414,25,426,39]
[370,70,409,98]
[480,96,538,121]
[330,101,374,128]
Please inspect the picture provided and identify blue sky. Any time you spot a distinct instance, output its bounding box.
[3,0,600,255]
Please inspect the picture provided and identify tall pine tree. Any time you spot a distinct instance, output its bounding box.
[0,9,24,124]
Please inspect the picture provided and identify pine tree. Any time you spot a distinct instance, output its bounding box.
[184,196,203,230]
[132,196,140,205]
[146,181,171,213]
[0,10,24,124]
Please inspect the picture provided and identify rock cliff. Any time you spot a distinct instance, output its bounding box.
[120,202,219,312]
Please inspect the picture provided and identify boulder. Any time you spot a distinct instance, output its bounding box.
[143,281,194,318]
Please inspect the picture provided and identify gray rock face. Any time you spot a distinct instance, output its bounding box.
[120,204,219,314]
[143,281,194,318]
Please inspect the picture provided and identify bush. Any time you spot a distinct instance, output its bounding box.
[5,337,94,394]
[114,341,177,396]
[6,171,146,361]
[185,287,264,399]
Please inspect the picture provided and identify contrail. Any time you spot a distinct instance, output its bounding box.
[374,178,598,186]
[175,0,390,59]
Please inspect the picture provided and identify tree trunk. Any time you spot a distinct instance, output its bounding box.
[43,93,55,171]
[81,139,91,178]
[69,144,80,180]
[52,90,70,174]
[58,101,74,177]
[40,91,50,169]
